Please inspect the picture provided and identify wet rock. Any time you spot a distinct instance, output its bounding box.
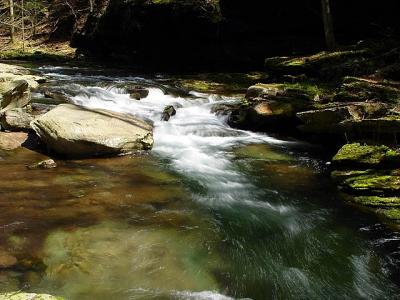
[31,104,153,157]
[161,105,176,121]
[0,132,29,150]
[27,159,57,170]
[210,103,241,116]
[229,83,312,132]
[0,81,31,112]
[0,250,17,269]
[0,293,63,300]
[30,103,56,115]
[42,90,70,103]
[126,86,149,100]
[0,108,35,131]
[234,144,293,162]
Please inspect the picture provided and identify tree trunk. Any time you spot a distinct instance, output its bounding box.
[22,0,25,51]
[89,0,94,12]
[9,0,15,43]
[321,0,336,50]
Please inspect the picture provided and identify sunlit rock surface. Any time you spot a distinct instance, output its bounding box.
[31,104,154,157]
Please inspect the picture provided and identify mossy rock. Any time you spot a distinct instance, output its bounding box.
[341,77,400,104]
[340,193,400,221]
[333,169,400,195]
[332,143,400,168]
[378,208,400,220]
[177,80,226,93]
[265,49,372,79]
[350,195,400,208]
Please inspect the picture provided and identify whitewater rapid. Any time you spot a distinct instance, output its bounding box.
[66,84,292,210]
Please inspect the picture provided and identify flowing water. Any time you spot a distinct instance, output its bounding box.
[0,65,399,299]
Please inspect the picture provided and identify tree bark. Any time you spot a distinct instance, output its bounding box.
[22,0,25,51]
[89,0,94,12]
[9,0,15,43]
[321,0,336,50]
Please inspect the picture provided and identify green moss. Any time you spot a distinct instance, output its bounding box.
[331,169,371,181]
[255,82,332,98]
[265,50,368,72]
[351,196,400,207]
[332,143,400,167]
[0,49,73,62]
[378,208,400,220]
[342,77,400,104]
[178,80,225,93]
[341,171,400,193]
[177,72,268,94]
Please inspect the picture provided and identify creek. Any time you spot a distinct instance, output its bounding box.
[0,65,399,299]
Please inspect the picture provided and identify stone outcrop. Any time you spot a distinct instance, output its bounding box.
[0,108,35,131]
[331,143,400,221]
[0,81,31,112]
[227,83,312,132]
[31,104,154,157]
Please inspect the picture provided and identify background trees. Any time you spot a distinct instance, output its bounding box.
[321,0,336,50]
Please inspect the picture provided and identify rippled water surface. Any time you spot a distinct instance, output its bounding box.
[0,65,399,299]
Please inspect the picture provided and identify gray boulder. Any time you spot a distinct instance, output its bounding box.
[31,104,153,157]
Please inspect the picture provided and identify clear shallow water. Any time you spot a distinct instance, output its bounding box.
[0,65,399,299]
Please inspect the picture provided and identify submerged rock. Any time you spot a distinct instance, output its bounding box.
[0,250,17,269]
[0,293,63,300]
[31,104,153,157]
[27,159,57,170]
[161,105,176,121]
[41,221,221,298]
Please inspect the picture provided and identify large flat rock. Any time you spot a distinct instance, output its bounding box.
[31,104,153,157]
